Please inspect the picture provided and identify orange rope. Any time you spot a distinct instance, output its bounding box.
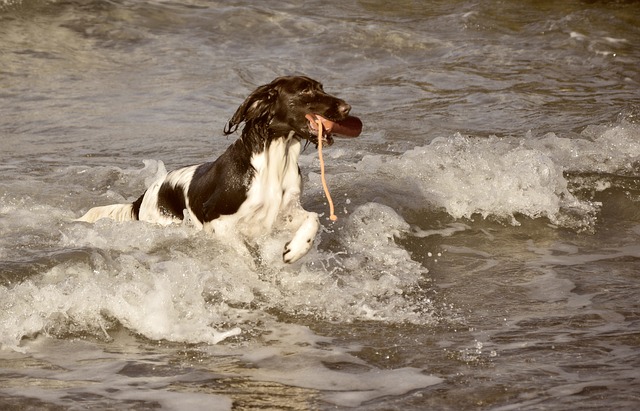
[316,119,338,221]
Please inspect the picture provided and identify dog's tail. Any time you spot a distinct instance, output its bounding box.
[76,203,138,223]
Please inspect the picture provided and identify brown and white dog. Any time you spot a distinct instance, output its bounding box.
[78,76,362,263]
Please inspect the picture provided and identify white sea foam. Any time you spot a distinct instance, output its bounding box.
[353,123,640,228]
[355,133,586,225]
[1,191,435,352]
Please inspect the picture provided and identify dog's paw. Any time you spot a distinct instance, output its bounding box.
[283,237,313,264]
[282,215,319,263]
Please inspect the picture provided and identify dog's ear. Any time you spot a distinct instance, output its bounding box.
[224,83,278,135]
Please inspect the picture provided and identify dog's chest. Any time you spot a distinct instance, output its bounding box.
[230,137,302,235]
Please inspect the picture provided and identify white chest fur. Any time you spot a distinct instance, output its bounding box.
[205,135,303,238]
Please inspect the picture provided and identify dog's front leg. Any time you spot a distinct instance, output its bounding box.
[283,211,319,263]
[280,142,319,263]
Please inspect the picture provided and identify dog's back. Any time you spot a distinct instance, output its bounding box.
[77,203,136,223]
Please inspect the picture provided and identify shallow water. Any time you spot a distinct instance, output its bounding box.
[1,0,640,409]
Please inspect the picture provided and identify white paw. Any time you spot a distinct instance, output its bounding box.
[283,237,314,264]
[283,215,319,263]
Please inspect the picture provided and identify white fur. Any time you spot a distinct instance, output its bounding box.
[139,165,198,226]
[76,203,135,223]
[205,133,319,263]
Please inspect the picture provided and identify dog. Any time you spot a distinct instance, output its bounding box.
[77,76,362,263]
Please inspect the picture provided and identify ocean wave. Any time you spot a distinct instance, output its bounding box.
[0,196,437,351]
[353,120,640,230]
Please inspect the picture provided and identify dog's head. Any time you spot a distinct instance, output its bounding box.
[224,76,362,146]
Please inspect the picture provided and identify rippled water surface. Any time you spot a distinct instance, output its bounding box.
[1,0,640,409]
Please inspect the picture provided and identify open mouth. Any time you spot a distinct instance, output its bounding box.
[305,114,362,145]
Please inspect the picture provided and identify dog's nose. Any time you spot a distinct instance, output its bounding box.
[338,103,351,116]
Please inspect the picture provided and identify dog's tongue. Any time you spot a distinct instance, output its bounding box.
[307,114,362,138]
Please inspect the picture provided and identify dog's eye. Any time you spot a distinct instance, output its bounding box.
[301,88,315,96]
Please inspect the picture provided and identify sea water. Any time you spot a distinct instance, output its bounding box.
[1,0,639,409]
